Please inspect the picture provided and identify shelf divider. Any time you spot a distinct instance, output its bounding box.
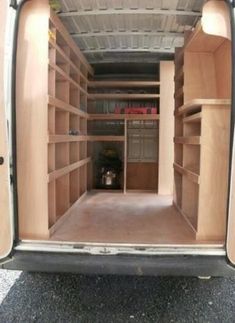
[48,157,91,182]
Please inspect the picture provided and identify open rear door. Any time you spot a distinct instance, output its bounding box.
[226,1,235,265]
[0,0,14,263]
[199,1,235,264]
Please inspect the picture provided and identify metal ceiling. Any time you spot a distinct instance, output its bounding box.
[56,0,204,64]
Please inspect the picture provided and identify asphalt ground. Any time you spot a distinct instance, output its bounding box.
[1,269,235,322]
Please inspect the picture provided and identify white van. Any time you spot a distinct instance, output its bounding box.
[1,0,235,276]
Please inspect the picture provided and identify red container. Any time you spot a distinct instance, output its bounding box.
[114,107,158,114]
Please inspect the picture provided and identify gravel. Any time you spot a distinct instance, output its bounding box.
[0,269,235,323]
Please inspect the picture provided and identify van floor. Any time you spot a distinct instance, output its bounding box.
[50,192,221,245]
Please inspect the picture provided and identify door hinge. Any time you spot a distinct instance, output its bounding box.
[10,174,14,185]
[9,0,18,9]
[229,0,235,8]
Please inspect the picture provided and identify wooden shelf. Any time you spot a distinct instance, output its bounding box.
[183,112,202,123]
[173,17,232,242]
[89,81,160,88]
[49,39,87,83]
[88,135,125,142]
[177,99,231,116]
[49,135,88,143]
[89,93,160,100]
[48,96,89,118]
[49,191,87,235]
[50,9,93,76]
[174,163,200,184]
[174,136,201,145]
[174,203,197,235]
[89,114,160,120]
[49,62,87,96]
[48,157,91,182]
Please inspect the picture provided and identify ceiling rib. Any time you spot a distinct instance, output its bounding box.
[59,8,201,18]
[82,48,175,54]
[71,31,184,38]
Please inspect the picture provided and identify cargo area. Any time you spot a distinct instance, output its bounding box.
[16,0,232,247]
[51,192,221,244]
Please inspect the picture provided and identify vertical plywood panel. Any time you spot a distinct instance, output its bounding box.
[214,40,232,99]
[126,163,158,190]
[124,120,127,193]
[197,106,230,240]
[158,61,174,195]
[184,52,217,102]
[16,0,50,239]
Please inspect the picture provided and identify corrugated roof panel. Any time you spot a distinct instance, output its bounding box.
[57,0,204,63]
[162,0,178,10]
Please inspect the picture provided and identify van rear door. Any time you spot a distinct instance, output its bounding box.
[226,1,235,266]
[0,0,14,263]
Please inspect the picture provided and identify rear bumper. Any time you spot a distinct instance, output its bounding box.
[2,251,235,276]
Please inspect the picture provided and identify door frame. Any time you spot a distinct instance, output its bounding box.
[0,0,14,262]
[226,1,235,265]
[0,0,30,263]
[3,0,235,264]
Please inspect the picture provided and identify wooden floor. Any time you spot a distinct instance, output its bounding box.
[51,192,220,244]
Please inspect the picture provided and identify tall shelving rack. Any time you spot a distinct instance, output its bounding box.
[173,23,231,240]
[16,2,94,239]
[47,12,93,233]
[87,80,161,192]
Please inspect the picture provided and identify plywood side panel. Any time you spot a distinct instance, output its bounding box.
[181,177,198,231]
[184,52,217,102]
[202,1,231,40]
[197,106,230,240]
[158,61,174,195]
[214,40,232,99]
[16,0,50,239]
[126,163,158,190]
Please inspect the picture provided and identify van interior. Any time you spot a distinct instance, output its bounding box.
[16,0,232,247]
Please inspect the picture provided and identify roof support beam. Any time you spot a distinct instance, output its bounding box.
[82,48,175,54]
[71,31,184,38]
[59,8,201,18]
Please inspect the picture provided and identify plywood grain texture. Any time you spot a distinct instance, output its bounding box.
[197,105,230,240]
[16,0,50,239]
[126,163,158,191]
[158,61,174,195]
[50,192,222,245]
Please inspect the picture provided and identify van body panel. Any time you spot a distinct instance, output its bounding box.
[2,251,235,277]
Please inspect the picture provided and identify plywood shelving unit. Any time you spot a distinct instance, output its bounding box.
[87,79,161,193]
[48,11,94,232]
[89,93,160,100]
[16,1,94,239]
[89,114,160,121]
[173,22,231,240]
